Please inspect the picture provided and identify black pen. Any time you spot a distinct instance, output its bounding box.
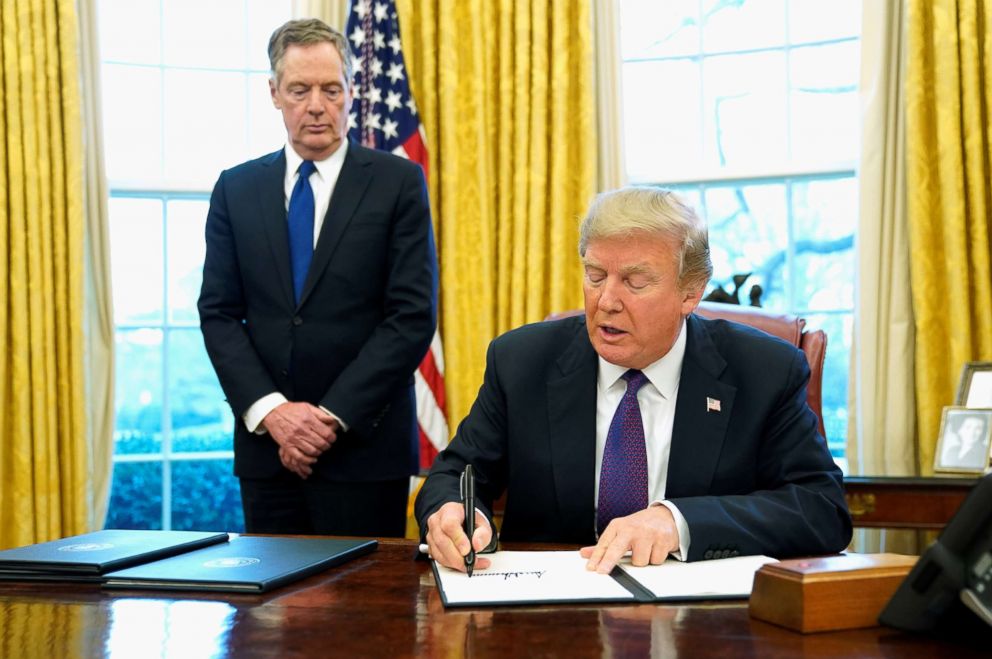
[461,464,475,577]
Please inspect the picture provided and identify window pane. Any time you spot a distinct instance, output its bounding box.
[703,52,787,170]
[788,0,861,44]
[704,183,789,309]
[619,0,699,60]
[163,0,246,69]
[247,0,292,71]
[789,41,860,164]
[622,59,702,182]
[166,199,209,324]
[110,197,163,324]
[792,177,856,311]
[171,460,244,532]
[102,65,163,182]
[105,461,164,529]
[248,72,288,156]
[805,312,852,456]
[703,0,786,53]
[164,69,249,186]
[98,0,161,65]
[169,329,233,454]
[115,329,164,455]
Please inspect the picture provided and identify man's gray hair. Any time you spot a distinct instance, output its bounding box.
[579,187,713,294]
[268,18,353,84]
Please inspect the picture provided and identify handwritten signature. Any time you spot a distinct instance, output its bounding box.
[472,570,547,580]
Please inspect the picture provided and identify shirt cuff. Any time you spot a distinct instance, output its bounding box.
[243,393,289,434]
[319,405,349,432]
[654,500,691,562]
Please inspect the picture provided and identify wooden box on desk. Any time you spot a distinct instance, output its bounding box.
[749,553,917,633]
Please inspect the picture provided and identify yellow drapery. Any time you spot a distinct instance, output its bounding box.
[0,0,88,547]
[395,0,596,428]
[906,0,992,474]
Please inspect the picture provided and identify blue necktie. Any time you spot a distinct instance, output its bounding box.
[287,160,316,304]
[597,369,650,534]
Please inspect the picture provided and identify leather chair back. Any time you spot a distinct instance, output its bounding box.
[694,301,827,439]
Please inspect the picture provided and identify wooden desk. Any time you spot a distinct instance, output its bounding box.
[0,539,985,658]
[844,476,977,530]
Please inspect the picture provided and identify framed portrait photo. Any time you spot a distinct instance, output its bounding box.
[954,361,992,407]
[933,407,992,475]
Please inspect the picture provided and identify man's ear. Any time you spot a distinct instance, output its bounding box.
[269,77,280,109]
[680,284,704,316]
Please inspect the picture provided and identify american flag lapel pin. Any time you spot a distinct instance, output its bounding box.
[706,397,721,413]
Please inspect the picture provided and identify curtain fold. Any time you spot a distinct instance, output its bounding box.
[78,0,115,533]
[849,0,918,554]
[592,0,625,192]
[293,0,349,29]
[396,0,596,427]
[851,0,917,478]
[906,0,992,474]
[0,0,88,547]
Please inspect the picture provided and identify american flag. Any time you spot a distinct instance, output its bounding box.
[347,0,449,470]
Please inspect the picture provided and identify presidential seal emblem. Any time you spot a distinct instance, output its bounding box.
[203,557,260,568]
[57,543,114,552]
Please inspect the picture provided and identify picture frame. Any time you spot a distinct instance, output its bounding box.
[954,361,992,407]
[933,407,992,475]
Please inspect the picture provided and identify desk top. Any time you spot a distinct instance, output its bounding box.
[0,539,985,658]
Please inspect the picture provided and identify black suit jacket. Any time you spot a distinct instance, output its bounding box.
[415,314,852,561]
[198,142,437,481]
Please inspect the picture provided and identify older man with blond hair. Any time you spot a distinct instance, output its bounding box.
[416,187,850,573]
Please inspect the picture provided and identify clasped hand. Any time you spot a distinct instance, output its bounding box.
[580,505,680,574]
[263,401,338,479]
[425,501,493,572]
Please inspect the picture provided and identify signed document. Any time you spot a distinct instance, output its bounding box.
[432,551,776,608]
[433,551,636,607]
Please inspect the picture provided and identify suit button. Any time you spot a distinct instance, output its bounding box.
[731,550,739,557]
[292,316,303,326]
[703,550,714,560]
[281,369,288,377]
[722,549,731,559]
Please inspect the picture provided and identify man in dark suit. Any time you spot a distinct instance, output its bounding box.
[416,187,850,573]
[198,19,436,537]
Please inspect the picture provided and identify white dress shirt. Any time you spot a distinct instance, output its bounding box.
[242,142,349,434]
[594,319,691,560]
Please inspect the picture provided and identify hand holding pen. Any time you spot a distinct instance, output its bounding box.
[461,465,476,576]
[423,466,493,573]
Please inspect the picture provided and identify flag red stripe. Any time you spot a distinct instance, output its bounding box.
[401,131,429,181]
[417,346,446,412]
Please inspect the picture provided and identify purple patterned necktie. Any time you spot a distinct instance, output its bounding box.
[597,369,649,534]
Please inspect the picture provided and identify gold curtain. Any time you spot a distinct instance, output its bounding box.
[906,0,992,474]
[396,0,596,427]
[0,0,88,547]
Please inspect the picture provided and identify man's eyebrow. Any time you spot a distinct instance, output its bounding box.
[618,263,658,278]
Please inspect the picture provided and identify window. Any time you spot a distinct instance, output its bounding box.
[619,0,862,464]
[99,0,292,530]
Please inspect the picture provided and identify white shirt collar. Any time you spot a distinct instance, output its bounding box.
[283,141,348,182]
[597,318,688,400]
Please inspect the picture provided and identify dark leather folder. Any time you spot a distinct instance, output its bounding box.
[0,529,229,581]
[103,536,377,593]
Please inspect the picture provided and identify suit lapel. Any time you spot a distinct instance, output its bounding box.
[256,150,295,307]
[299,143,372,306]
[666,315,736,498]
[547,321,599,536]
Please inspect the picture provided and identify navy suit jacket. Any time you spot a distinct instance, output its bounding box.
[415,314,852,561]
[198,142,437,481]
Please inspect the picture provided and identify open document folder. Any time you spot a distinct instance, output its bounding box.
[432,551,776,608]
